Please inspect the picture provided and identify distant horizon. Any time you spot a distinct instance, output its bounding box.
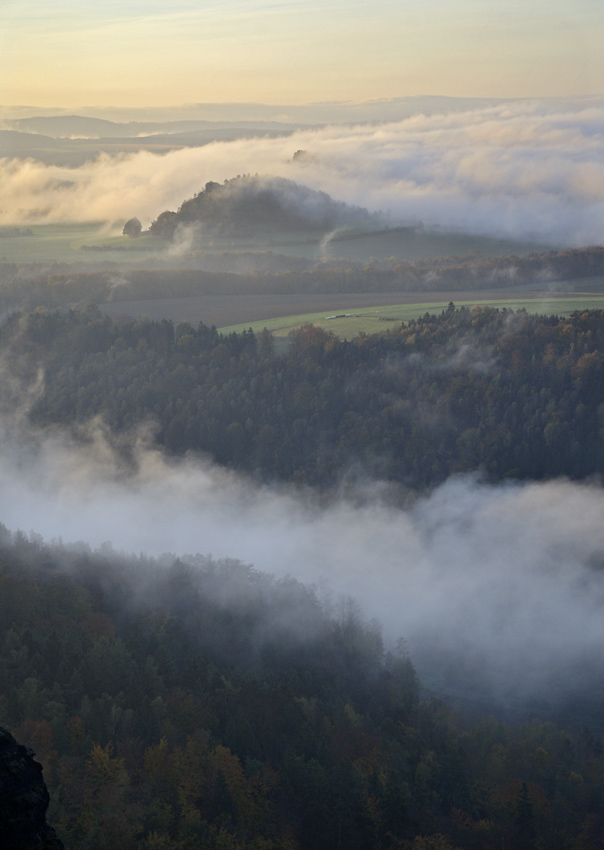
[1,1,601,109]
[1,92,602,125]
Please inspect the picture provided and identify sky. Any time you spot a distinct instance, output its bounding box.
[0,0,602,109]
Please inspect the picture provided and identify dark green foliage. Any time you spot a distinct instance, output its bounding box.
[122,218,142,238]
[0,531,421,848]
[1,531,604,848]
[514,782,536,849]
[148,175,375,240]
[9,305,604,488]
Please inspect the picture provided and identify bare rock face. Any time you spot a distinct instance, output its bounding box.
[0,727,64,849]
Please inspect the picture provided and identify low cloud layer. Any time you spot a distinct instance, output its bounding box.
[1,99,603,245]
[3,413,604,713]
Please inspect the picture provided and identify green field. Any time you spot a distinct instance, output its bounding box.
[0,220,552,265]
[220,295,604,338]
[70,232,161,254]
[0,223,164,263]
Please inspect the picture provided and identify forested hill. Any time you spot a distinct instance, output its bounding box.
[149,175,379,240]
[3,527,604,849]
[7,304,604,489]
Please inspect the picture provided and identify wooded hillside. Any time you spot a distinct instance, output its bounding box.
[2,529,604,850]
[7,304,604,489]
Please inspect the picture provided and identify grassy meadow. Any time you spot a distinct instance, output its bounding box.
[0,220,552,265]
[220,295,604,338]
[0,223,163,263]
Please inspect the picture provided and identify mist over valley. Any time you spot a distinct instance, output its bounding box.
[2,301,604,718]
[2,91,604,848]
[2,98,604,246]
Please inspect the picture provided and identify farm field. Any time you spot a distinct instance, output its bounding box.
[0,220,552,265]
[318,225,551,262]
[221,294,604,338]
[0,223,158,263]
[100,291,455,327]
[99,286,604,337]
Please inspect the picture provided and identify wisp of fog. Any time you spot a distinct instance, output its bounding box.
[2,411,604,713]
[2,99,604,245]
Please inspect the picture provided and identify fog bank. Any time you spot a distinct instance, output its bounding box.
[2,100,604,245]
[2,414,604,712]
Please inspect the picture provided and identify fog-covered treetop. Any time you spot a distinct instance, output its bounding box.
[149,174,381,240]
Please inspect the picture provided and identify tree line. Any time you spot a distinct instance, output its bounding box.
[6,304,604,489]
[0,243,603,314]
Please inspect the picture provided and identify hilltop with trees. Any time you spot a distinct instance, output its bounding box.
[148,175,380,241]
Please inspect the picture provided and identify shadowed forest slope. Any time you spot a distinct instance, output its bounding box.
[7,304,604,489]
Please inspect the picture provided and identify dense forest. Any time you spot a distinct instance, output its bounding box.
[5,304,604,489]
[3,527,604,850]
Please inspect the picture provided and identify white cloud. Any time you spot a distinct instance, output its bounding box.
[1,100,604,245]
[3,411,604,710]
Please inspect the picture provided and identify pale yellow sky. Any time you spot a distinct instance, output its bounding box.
[0,0,602,108]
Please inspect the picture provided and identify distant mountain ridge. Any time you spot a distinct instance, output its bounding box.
[2,114,302,139]
[0,124,301,166]
[0,95,517,125]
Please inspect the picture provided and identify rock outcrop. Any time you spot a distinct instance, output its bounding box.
[0,726,63,849]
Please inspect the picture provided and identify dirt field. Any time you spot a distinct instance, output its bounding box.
[98,286,604,330]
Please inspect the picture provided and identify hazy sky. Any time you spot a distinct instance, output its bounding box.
[1,0,602,108]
